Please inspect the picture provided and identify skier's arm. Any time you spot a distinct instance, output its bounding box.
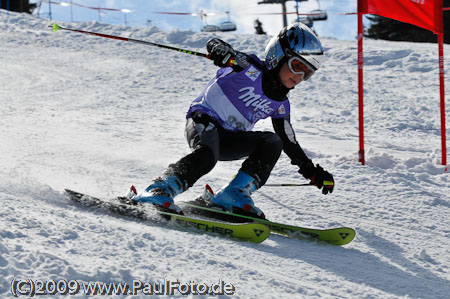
[271,116,310,167]
[272,117,334,194]
[206,38,250,72]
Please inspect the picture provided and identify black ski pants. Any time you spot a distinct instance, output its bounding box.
[167,112,282,189]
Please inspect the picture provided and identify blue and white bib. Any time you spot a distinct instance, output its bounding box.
[187,57,290,131]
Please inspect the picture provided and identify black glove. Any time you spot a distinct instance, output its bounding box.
[298,160,334,195]
[206,38,236,67]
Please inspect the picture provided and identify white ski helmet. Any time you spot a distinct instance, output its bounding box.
[264,22,324,73]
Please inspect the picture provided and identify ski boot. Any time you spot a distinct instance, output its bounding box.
[133,175,185,215]
[209,171,265,219]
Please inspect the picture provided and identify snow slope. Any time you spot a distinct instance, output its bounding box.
[1,11,449,298]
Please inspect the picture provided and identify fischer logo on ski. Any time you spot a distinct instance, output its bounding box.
[253,229,266,237]
[174,218,234,237]
[339,232,350,240]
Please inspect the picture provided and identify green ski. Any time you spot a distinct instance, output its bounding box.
[64,189,269,243]
[181,201,355,246]
[158,211,269,243]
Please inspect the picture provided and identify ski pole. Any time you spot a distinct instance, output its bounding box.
[49,23,209,59]
[265,181,334,187]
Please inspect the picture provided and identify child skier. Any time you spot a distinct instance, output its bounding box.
[133,22,334,218]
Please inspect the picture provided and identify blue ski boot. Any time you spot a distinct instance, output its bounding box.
[133,175,185,214]
[209,171,265,219]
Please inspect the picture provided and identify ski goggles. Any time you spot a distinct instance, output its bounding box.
[287,56,315,81]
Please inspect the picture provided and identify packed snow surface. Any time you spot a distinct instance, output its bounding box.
[1,11,449,298]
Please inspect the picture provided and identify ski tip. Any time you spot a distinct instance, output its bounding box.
[329,227,356,246]
[52,24,61,32]
[250,224,270,243]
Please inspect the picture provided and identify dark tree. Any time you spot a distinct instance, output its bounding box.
[1,0,36,14]
[365,1,450,44]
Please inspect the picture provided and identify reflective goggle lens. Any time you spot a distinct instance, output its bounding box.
[288,57,315,80]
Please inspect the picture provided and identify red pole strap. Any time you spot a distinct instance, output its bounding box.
[438,33,447,165]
